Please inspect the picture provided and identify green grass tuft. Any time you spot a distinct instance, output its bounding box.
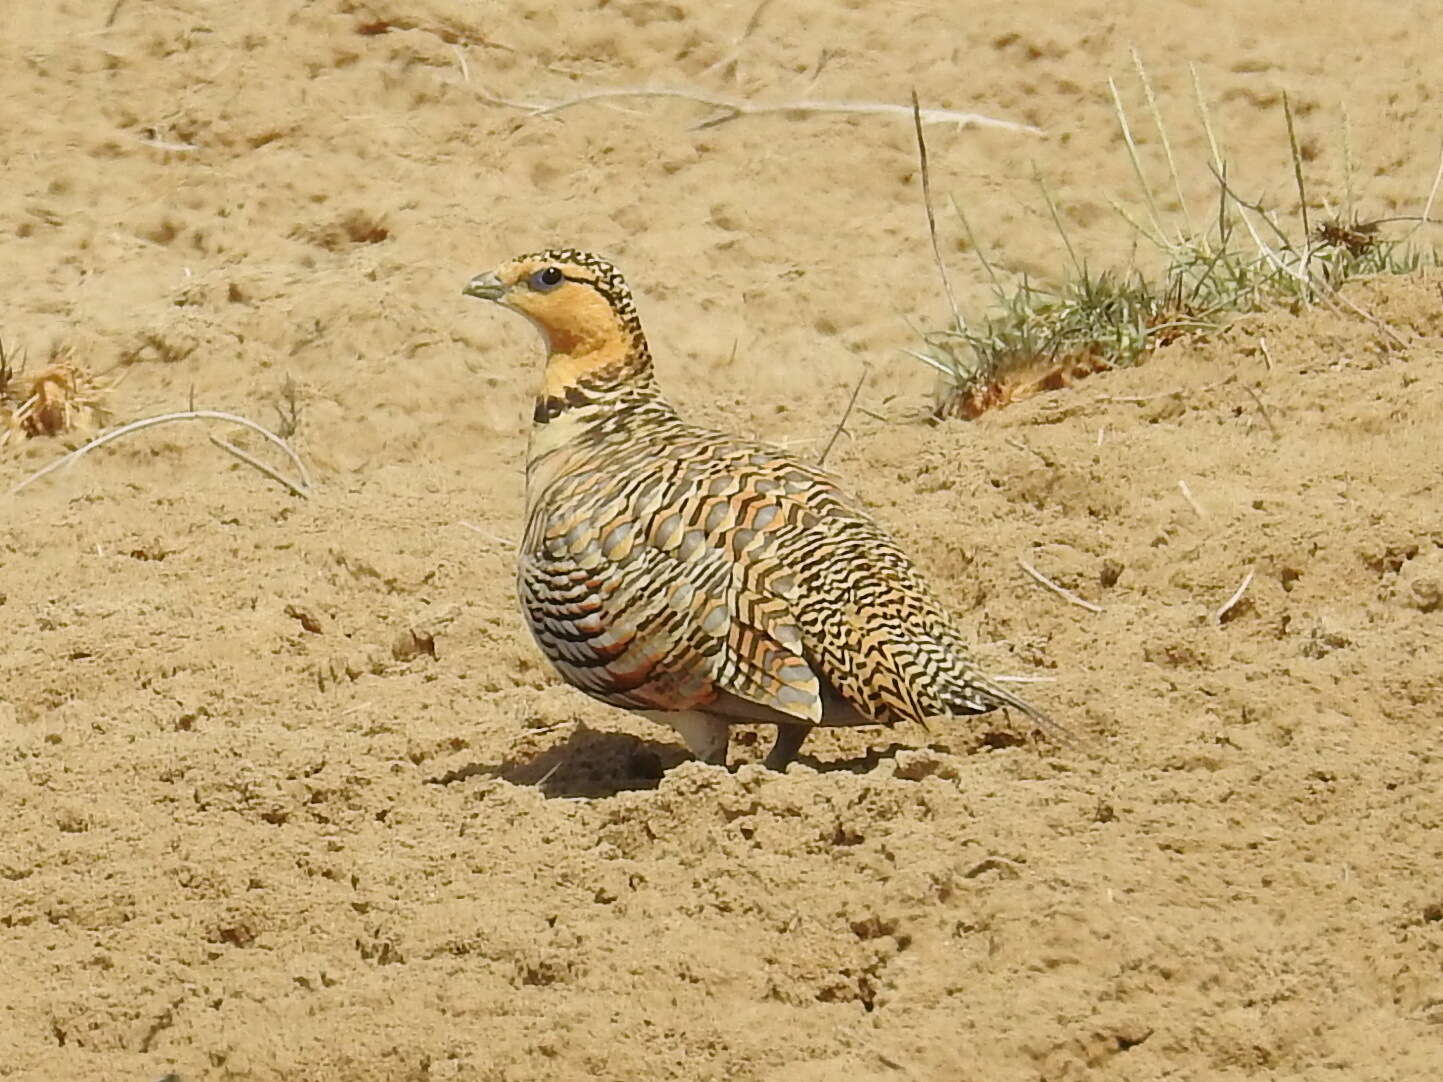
[915,64,1439,419]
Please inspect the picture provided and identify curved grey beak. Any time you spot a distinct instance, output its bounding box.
[462,271,505,301]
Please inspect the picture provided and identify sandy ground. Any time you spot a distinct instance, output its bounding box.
[3,1,1443,1079]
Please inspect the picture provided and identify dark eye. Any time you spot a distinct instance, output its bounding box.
[528,266,564,291]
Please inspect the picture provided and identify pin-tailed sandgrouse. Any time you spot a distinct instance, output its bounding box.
[463,249,1058,769]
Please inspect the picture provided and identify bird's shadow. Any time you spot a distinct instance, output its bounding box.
[425,723,1029,799]
[427,725,687,798]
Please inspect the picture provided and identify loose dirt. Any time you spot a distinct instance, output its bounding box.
[3,1,1442,1079]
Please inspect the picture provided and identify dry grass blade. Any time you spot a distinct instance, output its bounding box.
[701,0,773,82]
[1018,557,1105,614]
[911,90,961,330]
[948,193,1005,301]
[1422,142,1443,228]
[1191,63,1227,182]
[136,133,199,152]
[209,434,309,498]
[1317,285,1407,347]
[1208,162,1301,254]
[1109,76,1166,244]
[477,86,1044,134]
[818,362,869,467]
[8,409,311,497]
[1132,49,1192,234]
[1283,93,1312,281]
[457,521,516,548]
[1243,384,1280,438]
[1178,479,1207,519]
[451,44,470,84]
[1214,567,1256,624]
[1036,167,1081,274]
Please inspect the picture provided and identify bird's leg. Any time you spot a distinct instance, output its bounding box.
[662,710,731,766]
[764,724,810,771]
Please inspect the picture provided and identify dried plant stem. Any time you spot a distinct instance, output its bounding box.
[818,363,869,467]
[478,86,1044,134]
[1190,64,1226,183]
[1037,168,1081,274]
[8,409,311,497]
[1178,479,1207,519]
[1341,106,1356,220]
[137,132,199,152]
[1283,93,1312,281]
[1132,49,1193,234]
[451,45,471,84]
[1018,557,1105,614]
[1109,76,1166,243]
[1413,132,1443,241]
[1321,285,1407,348]
[458,521,516,548]
[911,91,962,331]
[949,193,1005,300]
[209,434,308,498]
[534,760,565,791]
[1214,567,1256,623]
[1243,384,1280,438]
[700,0,772,81]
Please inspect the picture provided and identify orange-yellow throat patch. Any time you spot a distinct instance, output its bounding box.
[540,337,631,402]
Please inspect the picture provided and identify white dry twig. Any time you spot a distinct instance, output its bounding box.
[1410,130,1443,242]
[136,131,199,152]
[451,45,471,84]
[458,521,516,548]
[1017,557,1105,614]
[477,86,1044,135]
[1131,48,1192,235]
[7,409,311,497]
[1235,205,1308,287]
[534,760,564,790]
[700,0,773,83]
[1109,75,1166,243]
[1214,567,1256,624]
[1319,285,1407,349]
[209,435,309,499]
[1178,479,1207,519]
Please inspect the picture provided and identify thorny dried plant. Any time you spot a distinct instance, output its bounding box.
[1,342,111,448]
[271,373,306,440]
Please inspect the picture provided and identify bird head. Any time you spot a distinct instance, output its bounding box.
[463,249,647,366]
